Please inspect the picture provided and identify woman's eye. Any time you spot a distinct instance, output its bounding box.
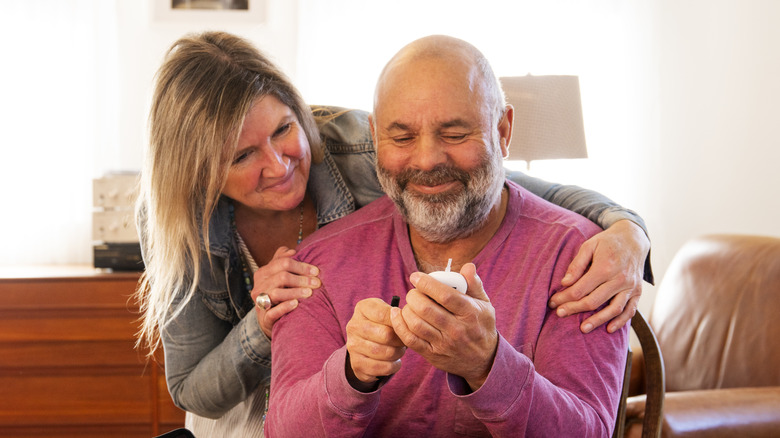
[232,150,251,165]
[274,123,292,137]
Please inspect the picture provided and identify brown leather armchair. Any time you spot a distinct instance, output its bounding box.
[624,234,780,437]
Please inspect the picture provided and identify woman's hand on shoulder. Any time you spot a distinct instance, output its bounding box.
[548,220,649,334]
[251,246,321,338]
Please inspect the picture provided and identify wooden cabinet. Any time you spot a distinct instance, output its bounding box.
[0,266,185,437]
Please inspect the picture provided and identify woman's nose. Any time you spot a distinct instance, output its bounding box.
[260,144,289,178]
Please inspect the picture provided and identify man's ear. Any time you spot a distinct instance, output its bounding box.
[498,104,514,158]
[369,113,377,145]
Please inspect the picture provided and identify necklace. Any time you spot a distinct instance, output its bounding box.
[228,201,306,293]
[295,202,304,246]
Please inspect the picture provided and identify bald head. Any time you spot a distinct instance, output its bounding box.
[373,35,505,121]
[379,35,479,75]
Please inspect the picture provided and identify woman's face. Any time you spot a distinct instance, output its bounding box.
[223,95,311,213]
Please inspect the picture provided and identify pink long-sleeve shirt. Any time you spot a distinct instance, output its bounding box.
[267,181,628,437]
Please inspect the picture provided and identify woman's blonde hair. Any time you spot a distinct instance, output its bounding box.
[134,31,321,357]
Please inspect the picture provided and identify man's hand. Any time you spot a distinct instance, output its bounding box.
[548,220,650,333]
[345,298,407,392]
[390,263,498,392]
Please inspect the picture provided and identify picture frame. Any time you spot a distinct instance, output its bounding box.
[152,0,266,25]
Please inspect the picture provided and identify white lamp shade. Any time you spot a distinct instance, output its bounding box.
[500,75,588,163]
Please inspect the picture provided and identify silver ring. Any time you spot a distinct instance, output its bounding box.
[255,293,272,310]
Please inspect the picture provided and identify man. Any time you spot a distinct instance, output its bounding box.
[266,35,628,437]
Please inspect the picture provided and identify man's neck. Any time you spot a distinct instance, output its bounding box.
[410,187,508,273]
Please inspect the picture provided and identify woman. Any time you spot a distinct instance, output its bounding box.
[135,31,650,436]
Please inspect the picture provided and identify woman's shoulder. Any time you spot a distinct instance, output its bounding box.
[311,105,374,153]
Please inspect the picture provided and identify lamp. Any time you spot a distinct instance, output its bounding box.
[500,75,588,169]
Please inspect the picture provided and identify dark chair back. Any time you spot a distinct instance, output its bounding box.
[613,310,664,438]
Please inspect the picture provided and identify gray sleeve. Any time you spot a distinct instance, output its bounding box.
[162,291,271,418]
[506,169,654,284]
[137,204,270,417]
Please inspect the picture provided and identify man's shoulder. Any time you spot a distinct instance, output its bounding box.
[509,181,601,238]
[298,196,396,252]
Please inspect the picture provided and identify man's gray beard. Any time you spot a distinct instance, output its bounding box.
[377,149,505,244]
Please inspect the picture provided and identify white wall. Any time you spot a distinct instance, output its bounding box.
[641,0,780,311]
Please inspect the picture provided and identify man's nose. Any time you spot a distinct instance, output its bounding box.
[411,135,447,171]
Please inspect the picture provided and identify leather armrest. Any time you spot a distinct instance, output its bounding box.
[625,386,780,438]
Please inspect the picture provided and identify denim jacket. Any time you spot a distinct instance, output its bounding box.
[157,106,652,419]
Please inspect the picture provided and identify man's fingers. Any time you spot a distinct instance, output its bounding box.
[346,331,406,359]
[408,265,486,318]
[393,294,445,347]
[346,299,405,350]
[349,351,403,382]
[356,298,396,326]
[460,263,489,302]
[347,301,407,384]
[390,306,427,352]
